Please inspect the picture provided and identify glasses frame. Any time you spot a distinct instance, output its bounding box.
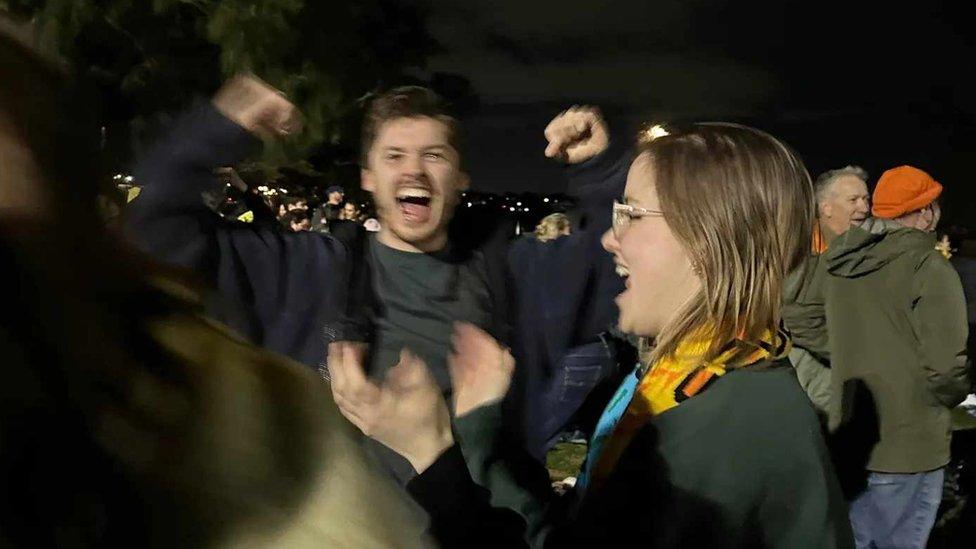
[612,200,664,238]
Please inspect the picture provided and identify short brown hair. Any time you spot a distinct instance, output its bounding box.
[360,86,462,166]
[637,123,813,366]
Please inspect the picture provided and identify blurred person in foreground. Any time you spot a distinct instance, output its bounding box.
[824,165,969,548]
[329,113,854,547]
[0,27,428,547]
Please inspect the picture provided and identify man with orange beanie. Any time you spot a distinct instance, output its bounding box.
[871,165,943,232]
[823,165,970,548]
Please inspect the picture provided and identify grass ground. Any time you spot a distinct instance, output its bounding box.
[546,442,587,481]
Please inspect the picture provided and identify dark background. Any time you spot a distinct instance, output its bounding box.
[411,0,975,228]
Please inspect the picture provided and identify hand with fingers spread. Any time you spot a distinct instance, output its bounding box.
[327,342,453,473]
[543,105,610,164]
[212,73,303,140]
[448,323,516,418]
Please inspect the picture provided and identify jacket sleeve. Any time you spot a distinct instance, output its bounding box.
[407,444,531,548]
[561,145,630,335]
[125,103,349,368]
[126,103,259,277]
[410,404,589,548]
[789,347,832,417]
[782,255,830,362]
[452,403,557,546]
[914,252,971,408]
[564,144,630,221]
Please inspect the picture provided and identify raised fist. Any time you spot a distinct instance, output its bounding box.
[544,106,610,164]
[212,74,302,140]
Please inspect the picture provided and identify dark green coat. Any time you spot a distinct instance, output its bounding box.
[443,363,853,548]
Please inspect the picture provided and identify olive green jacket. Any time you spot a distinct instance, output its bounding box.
[823,219,970,472]
[783,254,833,416]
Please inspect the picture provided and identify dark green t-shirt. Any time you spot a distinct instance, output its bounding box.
[366,236,493,394]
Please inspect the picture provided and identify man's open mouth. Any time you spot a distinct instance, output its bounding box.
[396,188,433,223]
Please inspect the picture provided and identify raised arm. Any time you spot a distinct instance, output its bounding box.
[126,74,300,275]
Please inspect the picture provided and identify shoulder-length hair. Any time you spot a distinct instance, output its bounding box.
[638,123,813,365]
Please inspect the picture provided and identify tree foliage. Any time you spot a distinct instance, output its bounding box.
[1,0,451,179]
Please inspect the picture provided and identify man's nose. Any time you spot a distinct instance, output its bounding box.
[402,153,425,177]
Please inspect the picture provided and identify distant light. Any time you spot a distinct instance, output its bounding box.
[467,202,472,207]
[509,207,515,212]
[543,198,550,203]
[516,201,522,206]
[279,188,288,194]
[641,124,670,143]
[524,208,529,212]
[124,176,134,183]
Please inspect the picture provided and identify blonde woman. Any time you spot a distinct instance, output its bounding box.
[535,212,572,242]
[329,108,853,548]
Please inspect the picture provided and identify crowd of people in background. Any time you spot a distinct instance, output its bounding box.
[4,19,976,549]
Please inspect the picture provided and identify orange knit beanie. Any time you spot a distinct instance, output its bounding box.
[872,165,942,219]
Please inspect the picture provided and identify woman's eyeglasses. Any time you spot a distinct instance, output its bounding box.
[612,200,664,238]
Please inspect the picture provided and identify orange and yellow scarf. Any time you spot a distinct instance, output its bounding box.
[582,327,791,492]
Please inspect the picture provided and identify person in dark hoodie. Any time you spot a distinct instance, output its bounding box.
[329,92,625,485]
[823,165,970,549]
[128,79,624,496]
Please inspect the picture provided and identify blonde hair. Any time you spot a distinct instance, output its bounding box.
[638,123,813,366]
[535,213,571,242]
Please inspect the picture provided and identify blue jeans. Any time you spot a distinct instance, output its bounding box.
[527,341,614,461]
[849,469,944,549]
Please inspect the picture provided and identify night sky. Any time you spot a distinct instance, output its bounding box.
[409,0,976,228]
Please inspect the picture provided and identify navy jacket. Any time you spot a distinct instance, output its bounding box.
[126,104,349,370]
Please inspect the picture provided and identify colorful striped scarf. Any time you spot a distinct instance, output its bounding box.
[579,327,791,493]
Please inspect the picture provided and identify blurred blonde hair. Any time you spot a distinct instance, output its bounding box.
[535,212,571,242]
[637,123,813,366]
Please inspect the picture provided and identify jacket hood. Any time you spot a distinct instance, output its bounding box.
[825,218,935,277]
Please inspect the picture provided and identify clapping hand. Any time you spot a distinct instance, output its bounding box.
[448,323,516,417]
[328,342,453,473]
